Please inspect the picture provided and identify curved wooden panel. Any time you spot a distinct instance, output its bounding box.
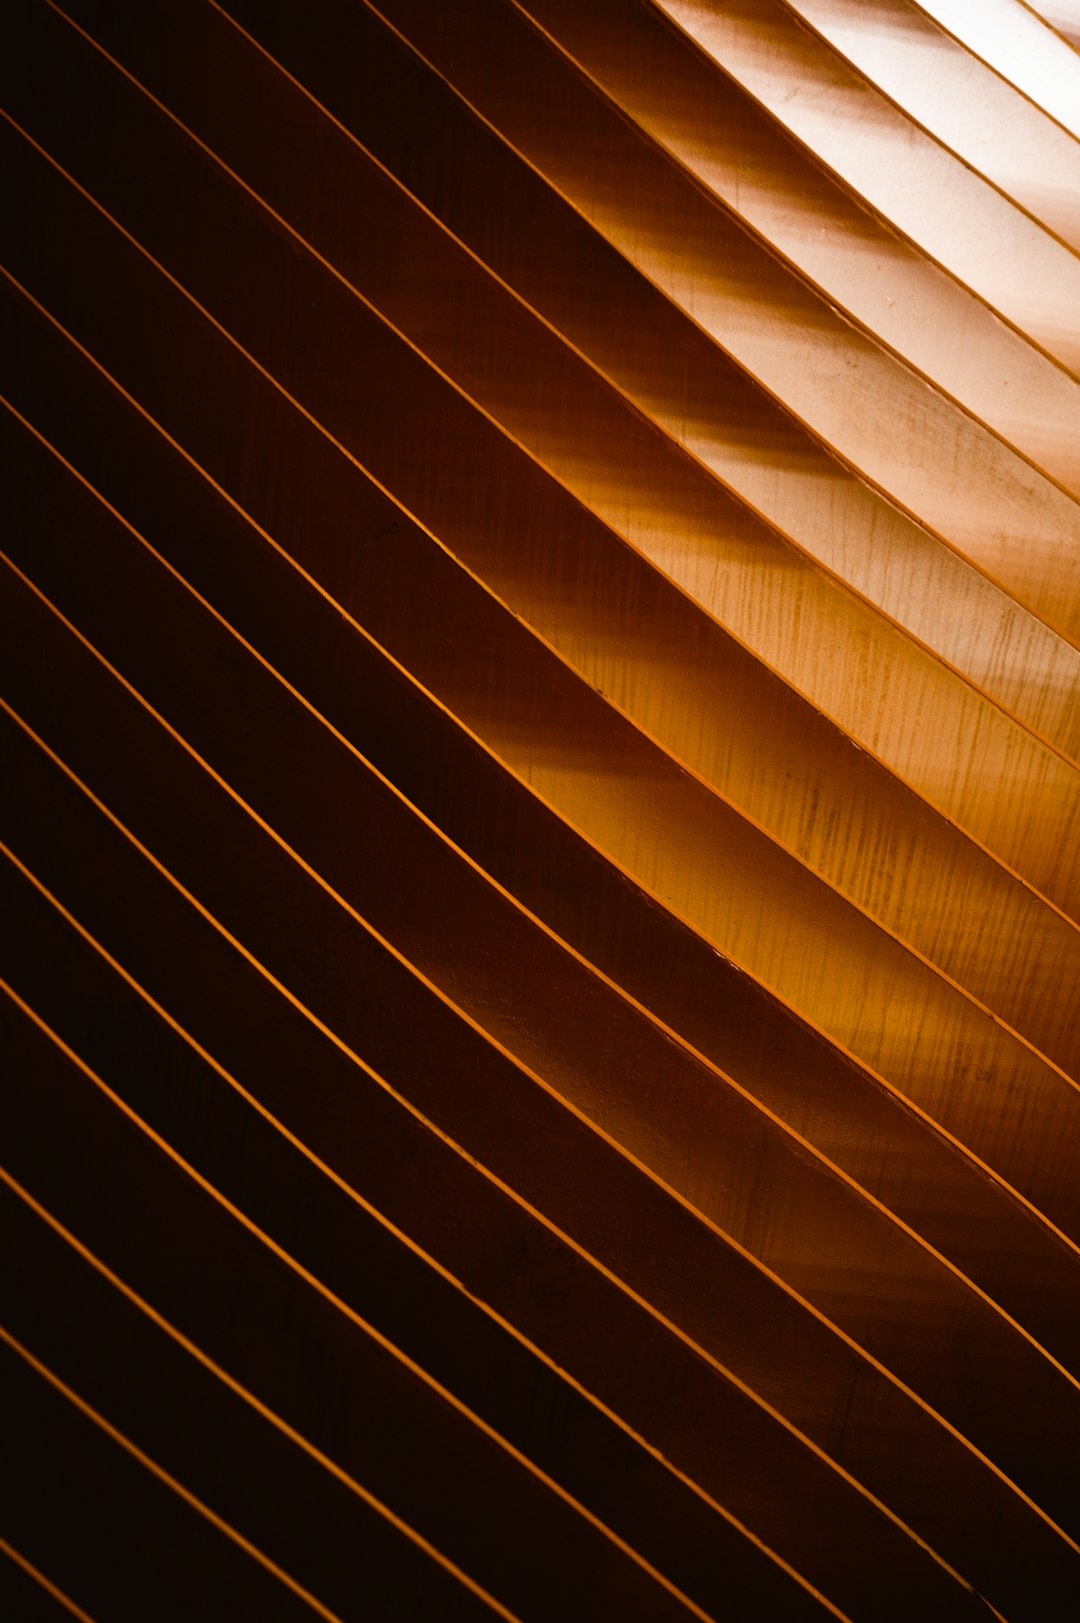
[4,0,1080,1617]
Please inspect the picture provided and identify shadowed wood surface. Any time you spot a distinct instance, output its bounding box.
[4,1,1080,1617]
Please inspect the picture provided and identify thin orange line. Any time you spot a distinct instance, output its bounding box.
[0,1157,520,1621]
[0,982,714,1620]
[908,0,1080,144]
[1013,0,1080,60]
[772,0,1080,262]
[1,684,1072,1571]
[0,1327,345,1622]
[0,839,854,1618]
[6,91,1079,897]
[507,0,1080,394]
[2,9,1071,1597]
[5,266,1080,1279]
[215,0,1080,643]
[7,408,1080,1416]
[0,1538,98,1623]
[354,0,1080,651]
[6,391,1078,1131]
[18,8,1080,743]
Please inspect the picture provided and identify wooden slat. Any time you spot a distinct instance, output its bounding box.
[5,0,1079,1614]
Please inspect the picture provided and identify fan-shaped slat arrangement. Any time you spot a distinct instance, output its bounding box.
[4,1,1080,1618]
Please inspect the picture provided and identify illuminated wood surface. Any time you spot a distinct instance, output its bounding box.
[3,1,1079,1617]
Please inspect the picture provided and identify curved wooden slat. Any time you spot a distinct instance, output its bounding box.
[781,0,1080,253]
[5,0,1079,1614]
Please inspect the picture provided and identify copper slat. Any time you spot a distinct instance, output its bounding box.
[782,0,1080,252]
[0,722,977,1622]
[10,413,1080,1445]
[14,19,1078,1071]
[652,0,1080,396]
[914,0,1080,136]
[7,284,1080,1423]
[10,57,1080,1233]
[5,574,1075,1615]
[6,0,1080,1610]
[366,0,1080,643]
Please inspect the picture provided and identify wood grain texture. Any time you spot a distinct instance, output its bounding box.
[4,0,1079,1616]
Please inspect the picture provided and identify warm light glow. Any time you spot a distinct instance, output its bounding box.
[3,0,1078,1618]
[916,0,1080,136]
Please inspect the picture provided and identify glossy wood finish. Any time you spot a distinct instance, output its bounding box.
[5,0,1079,1616]
[784,0,1080,251]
